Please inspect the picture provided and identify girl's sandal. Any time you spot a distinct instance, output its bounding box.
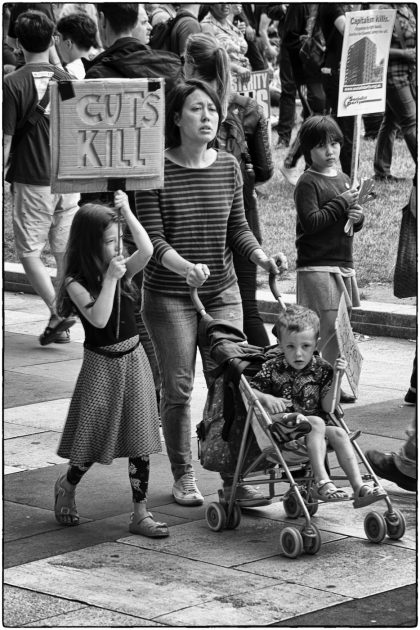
[129,512,169,538]
[312,480,349,502]
[353,484,387,509]
[54,474,79,526]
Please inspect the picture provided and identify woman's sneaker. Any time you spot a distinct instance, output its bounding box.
[172,472,204,506]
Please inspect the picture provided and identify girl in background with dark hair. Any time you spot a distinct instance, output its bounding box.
[54,193,168,538]
[135,79,285,507]
[294,115,363,404]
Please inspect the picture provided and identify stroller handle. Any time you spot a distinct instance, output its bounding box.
[190,287,206,315]
[269,273,287,311]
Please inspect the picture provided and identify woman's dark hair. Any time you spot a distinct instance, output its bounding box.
[165,79,222,149]
[57,204,134,317]
[298,115,344,165]
[15,10,55,53]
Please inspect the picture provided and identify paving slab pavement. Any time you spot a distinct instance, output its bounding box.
[2,290,417,627]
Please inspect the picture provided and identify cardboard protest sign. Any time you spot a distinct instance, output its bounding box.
[335,294,363,397]
[50,78,165,193]
[338,8,396,117]
[231,70,270,123]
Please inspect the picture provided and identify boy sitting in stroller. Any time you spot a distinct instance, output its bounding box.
[249,304,385,507]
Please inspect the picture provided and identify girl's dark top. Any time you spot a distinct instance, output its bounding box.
[76,290,137,347]
[294,169,364,268]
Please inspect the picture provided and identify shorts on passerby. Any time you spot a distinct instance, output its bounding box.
[12,183,79,258]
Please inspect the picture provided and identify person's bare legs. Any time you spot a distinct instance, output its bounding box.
[305,416,349,499]
[20,256,57,315]
[325,426,363,492]
[305,416,332,481]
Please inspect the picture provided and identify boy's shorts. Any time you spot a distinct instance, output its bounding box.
[12,183,79,258]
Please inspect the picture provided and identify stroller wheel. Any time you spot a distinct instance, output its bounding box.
[225,503,242,530]
[384,509,406,540]
[279,526,304,558]
[300,524,322,555]
[206,502,226,532]
[364,511,387,543]
[283,490,303,519]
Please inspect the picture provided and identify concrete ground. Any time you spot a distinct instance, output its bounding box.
[3,290,417,627]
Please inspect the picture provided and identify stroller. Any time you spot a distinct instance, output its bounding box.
[193,278,407,559]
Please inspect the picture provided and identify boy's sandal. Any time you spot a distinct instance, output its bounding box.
[312,480,349,502]
[39,316,77,346]
[129,512,169,538]
[54,474,79,526]
[352,484,387,509]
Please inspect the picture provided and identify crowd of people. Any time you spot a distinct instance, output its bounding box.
[3,3,416,538]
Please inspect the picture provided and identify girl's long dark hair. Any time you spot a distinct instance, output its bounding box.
[57,204,134,317]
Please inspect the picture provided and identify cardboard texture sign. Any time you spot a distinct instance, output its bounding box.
[335,293,363,397]
[50,78,165,193]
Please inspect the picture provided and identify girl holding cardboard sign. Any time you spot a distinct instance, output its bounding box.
[54,193,168,538]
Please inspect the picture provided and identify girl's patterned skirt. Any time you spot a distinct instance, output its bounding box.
[57,336,161,466]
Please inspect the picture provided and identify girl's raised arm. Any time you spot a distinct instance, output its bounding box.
[114,190,153,279]
[67,247,128,329]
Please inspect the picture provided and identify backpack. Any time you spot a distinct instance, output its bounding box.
[298,4,326,74]
[99,48,182,96]
[217,95,256,213]
[149,12,193,53]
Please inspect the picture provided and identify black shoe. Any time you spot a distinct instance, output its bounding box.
[39,316,76,346]
[373,174,406,183]
[340,390,356,404]
[404,388,416,405]
[365,449,416,492]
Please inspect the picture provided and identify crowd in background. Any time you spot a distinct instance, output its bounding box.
[3,3,416,523]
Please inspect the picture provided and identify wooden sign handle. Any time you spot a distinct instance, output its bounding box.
[344,113,362,237]
[116,207,121,340]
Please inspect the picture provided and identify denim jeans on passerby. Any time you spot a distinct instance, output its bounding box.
[374,81,417,177]
[142,284,243,481]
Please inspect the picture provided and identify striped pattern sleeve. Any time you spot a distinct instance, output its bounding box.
[135,151,260,295]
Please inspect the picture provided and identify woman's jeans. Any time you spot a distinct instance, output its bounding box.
[142,284,243,482]
[374,80,417,177]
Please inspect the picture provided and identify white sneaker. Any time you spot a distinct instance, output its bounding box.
[172,472,204,506]
[280,163,300,186]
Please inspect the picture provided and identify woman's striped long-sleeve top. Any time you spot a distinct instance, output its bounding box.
[135,151,260,296]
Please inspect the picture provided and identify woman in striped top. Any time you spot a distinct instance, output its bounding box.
[135,79,287,507]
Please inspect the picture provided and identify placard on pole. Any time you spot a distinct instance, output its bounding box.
[50,77,165,194]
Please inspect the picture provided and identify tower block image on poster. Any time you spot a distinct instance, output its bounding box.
[50,78,165,193]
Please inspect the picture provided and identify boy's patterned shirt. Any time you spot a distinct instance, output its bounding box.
[249,352,333,417]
